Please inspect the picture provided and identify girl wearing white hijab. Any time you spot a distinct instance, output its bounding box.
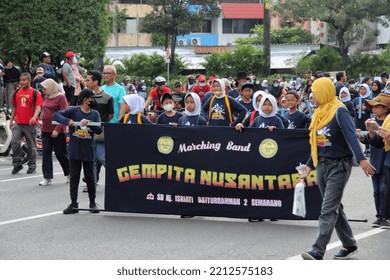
[353,83,372,130]
[248,94,283,130]
[120,94,152,124]
[202,78,247,126]
[338,87,355,118]
[178,92,207,126]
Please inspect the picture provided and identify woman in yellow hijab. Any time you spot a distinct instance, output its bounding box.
[299,77,374,260]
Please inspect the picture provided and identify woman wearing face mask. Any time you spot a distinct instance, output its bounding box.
[32,67,47,95]
[53,88,102,214]
[156,93,182,126]
[39,79,69,186]
[191,75,212,102]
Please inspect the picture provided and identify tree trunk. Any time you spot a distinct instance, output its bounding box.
[337,29,351,65]
[263,3,271,75]
[170,30,178,76]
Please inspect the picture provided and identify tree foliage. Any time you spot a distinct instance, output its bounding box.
[202,45,267,77]
[236,25,316,45]
[0,0,111,71]
[139,0,220,75]
[274,0,390,65]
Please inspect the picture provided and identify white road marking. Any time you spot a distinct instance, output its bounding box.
[0,211,62,226]
[0,172,63,182]
[286,228,387,259]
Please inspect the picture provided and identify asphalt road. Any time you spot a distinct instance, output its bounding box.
[0,154,389,260]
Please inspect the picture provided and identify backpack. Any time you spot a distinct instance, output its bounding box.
[207,95,233,125]
[13,87,38,108]
[123,112,142,124]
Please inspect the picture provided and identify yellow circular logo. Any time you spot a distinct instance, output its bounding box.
[157,136,174,154]
[259,139,278,158]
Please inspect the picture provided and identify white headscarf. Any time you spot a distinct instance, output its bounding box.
[258,94,278,118]
[212,78,225,99]
[185,92,201,116]
[252,90,267,110]
[339,87,351,102]
[261,80,268,87]
[359,83,371,98]
[384,81,390,94]
[123,94,144,115]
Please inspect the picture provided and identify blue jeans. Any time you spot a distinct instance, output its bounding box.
[94,142,105,183]
[372,173,387,220]
[311,157,357,256]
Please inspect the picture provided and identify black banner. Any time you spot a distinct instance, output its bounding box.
[104,124,322,220]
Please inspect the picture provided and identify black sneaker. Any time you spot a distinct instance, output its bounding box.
[372,218,381,228]
[82,187,88,193]
[11,165,23,174]
[89,203,100,214]
[333,247,358,259]
[180,215,194,218]
[63,203,79,214]
[301,251,323,260]
[27,168,36,174]
[379,219,390,229]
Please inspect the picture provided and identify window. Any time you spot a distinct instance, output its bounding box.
[125,18,137,33]
[223,19,262,34]
[191,20,212,33]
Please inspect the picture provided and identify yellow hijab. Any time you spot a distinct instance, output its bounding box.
[382,114,390,151]
[309,77,345,167]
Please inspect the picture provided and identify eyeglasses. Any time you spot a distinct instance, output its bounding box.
[156,82,165,86]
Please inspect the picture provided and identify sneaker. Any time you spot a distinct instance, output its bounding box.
[27,168,36,174]
[333,247,358,259]
[66,175,70,183]
[380,219,390,229]
[301,251,323,260]
[11,165,23,174]
[39,178,53,186]
[63,203,79,214]
[180,215,195,218]
[372,219,381,228]
[248,218,264,222]
[83,187,88,193]
[89,203,100,214]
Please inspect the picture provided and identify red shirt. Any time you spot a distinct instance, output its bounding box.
[41,94,68,133]
[12,87,43,125]
[191,84,212,101]
[149,87,171,110]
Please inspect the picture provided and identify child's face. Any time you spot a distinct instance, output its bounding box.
[185,95,195,112]
[310,95,318,105]
[241,88,253,100]
[285,94,298,109]
[262,99,273,115]
[372,83,379,92]
[163,99,174,106]
[212,82,223,96]
[372,104,389,118]
[359,86,367,95]
[255,95,262,109]
[341,92,348,99]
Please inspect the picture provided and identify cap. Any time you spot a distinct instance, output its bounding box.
[187,75,195,80]
[240,82,254,91]
[36,67,44,73]
[65,51,75,58]
[123,76,130,81]
[160,93,173,104]
[197,75,206,82]
[208,76,215,83]
[174,81,182,87]
[42,52,50,57]
[78,89,96,102]
[365,93,390,109]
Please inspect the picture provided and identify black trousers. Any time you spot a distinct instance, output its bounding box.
[69,159,95,205]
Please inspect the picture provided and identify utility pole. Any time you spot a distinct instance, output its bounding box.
[263,1,271,75]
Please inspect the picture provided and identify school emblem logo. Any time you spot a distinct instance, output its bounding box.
[157,136,174,154]
[259,138,278,158]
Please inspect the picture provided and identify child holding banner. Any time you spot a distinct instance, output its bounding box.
[156,93,182,126]
[299,77,375,260]
[283,91,311,129]
[178,92,207,126]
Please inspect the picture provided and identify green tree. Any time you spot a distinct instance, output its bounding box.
[202,45,267,77]
[296,46,343,76]
[274,0,390,65]
[236,25,316,45]
[0,0,110,72]
[138,0,220,75]
[347,51,390,79]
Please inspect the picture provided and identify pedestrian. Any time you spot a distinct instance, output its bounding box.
[361,94,390,229]
[191,75,212,102]
[171,81,186,112]
[62,51,76,106]
[299,77,375,260]
[283,91,311,129]
[37,52,56,80]
[156,93,182,126]
[119,94,152,124]
[202,79,247,127]
[38,79,69,186]
[353,83,372,156]
[9,72,43,174]
[178,92,207,126]
[53,89,102,214]
[338,87,355,118]
[144,76,171,122]
[32,67,47,93]
[0,58,4,110]
[3,59,20,111]
[101,65,127,123]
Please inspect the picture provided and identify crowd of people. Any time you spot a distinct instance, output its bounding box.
[1,51,390,260]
